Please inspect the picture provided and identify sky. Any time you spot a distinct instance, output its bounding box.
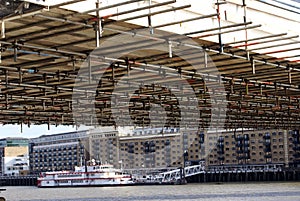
[0,124,92,139]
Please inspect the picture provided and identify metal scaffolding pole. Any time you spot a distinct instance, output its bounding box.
[266,54,300,62]
[259,47,300,55]
[101,0,176,19]
[95,0,102,47]
[225,33,287,46]
[230,35,299,49]
[249,41,300,51]
[81,0,146,14]
[153,14,218,29]
[242,0,249,59]
[108,5,191,23]
[50,0,87,8]
[184,22,252,36]
[195,24,261,38]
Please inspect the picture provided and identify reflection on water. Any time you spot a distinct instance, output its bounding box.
[1,182,300,201]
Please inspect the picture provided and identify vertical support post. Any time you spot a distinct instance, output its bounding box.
[242,0,249,58]
[125,58,130,76]
[19,67,22,83]
[251,57,255,74]
[5,93,8,109]
[42,100,45,111]
[182,149,188,184]
[284,86,287,96]
[216,0,223,53]
[48,118,50,130]
[230,79,234,94]
[112,63,115,81]
[0,43,2,63]
[88,56,92,84]
[13,40,17,62]
[148,16,153,34]
[204,51,208,68]
[95,0,102,47]
[246,51,250,61]
[260,83,263,96]
[168,41,172,58]
[57,70,60,82]
[148,0,153,34]
[43,73,47,85]
[20,122,23,133]
[245,80,249,95]
[5,70,8,88]
[179,167,183,184]
[1,21,4,38]
[203,76,206,94]
[288,70,292,84]
[72,57,76,72]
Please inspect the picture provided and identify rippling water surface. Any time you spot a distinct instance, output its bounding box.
[1,182,300,201]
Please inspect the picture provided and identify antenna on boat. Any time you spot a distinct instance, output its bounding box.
[119,160,123,171]
[84,157,88,173]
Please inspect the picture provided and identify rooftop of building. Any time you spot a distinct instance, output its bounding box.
[0,137,29,141]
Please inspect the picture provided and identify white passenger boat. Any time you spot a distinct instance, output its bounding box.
[37,164,134,187]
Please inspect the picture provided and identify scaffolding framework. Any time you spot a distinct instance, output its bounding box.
[0,0,299,130]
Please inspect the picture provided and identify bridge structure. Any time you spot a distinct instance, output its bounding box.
[158,164,206,184]
[156,163,286,184]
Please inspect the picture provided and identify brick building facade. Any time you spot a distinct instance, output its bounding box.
[27,128,300,173]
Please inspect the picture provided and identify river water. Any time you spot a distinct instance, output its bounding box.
[1,182,300,201]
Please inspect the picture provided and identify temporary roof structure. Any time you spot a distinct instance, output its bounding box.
[0,0,299,131]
